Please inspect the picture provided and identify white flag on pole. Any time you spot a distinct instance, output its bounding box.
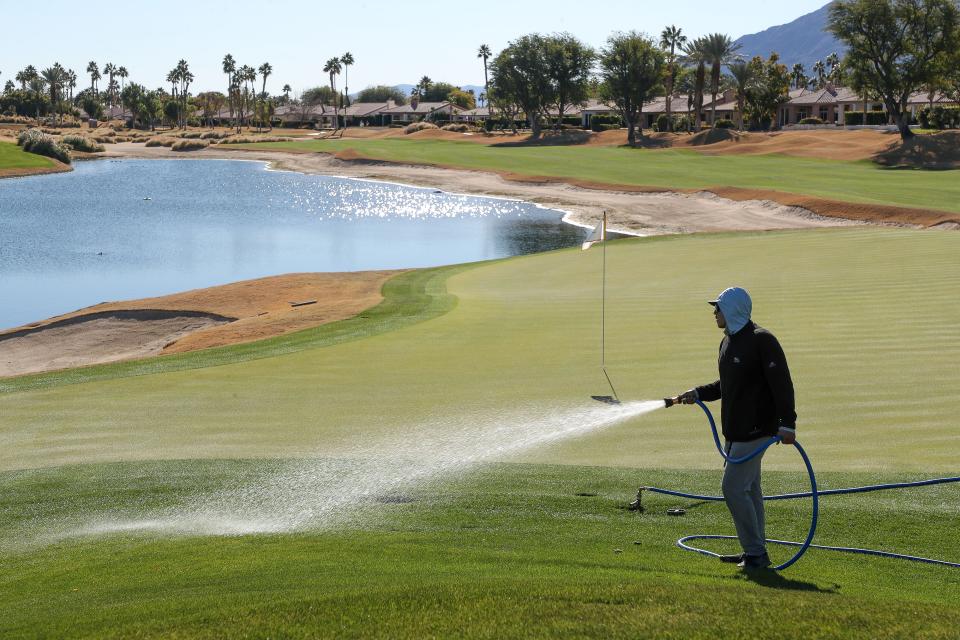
[581,212,607,250]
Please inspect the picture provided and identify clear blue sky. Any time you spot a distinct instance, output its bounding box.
[3,0,829,96]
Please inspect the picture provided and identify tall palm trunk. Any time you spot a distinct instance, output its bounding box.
[694,62,705,131]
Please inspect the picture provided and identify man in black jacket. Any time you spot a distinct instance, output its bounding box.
[674,287,796,570]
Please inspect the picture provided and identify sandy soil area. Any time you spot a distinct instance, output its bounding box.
[0,271,399,378]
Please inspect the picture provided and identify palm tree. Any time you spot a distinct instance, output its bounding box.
[477,44,491,117]
[66,69,77,102]
[660,25,687,132]
[340,52,354,130]
[16,66,37,91]
[726,60,755,131]
[700,33,741,126]
[223,54,236,129]
[282,84,292,103]
[323,57,342,129]
[790,63,806,90]
[28,76,47,124]
[682,38,708,131]
[241,65,256,129]
[117,66,128,93]
[812,60,826,88]
[103,63,116,105]
[40,64,66,124]
[341,52,354,105]
[258,62,272,131]
[86,61,100,95]
[415,75,432,102]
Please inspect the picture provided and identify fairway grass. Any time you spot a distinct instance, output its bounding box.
[0,140,58,175]
[2,461,958,639]
[3,227,959,638]
[239,138,960,216]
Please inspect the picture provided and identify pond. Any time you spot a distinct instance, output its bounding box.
[0,159,590,330]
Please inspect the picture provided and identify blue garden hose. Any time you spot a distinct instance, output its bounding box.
[639,399,960,570]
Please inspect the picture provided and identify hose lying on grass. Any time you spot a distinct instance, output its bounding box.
[638,400,960,571]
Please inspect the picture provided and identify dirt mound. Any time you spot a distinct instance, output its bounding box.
[688,128,742,146]
[874,131,960,169]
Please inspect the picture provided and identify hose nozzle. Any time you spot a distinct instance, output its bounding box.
[664,397,677,408]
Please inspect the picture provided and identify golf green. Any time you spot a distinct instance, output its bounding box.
[2,227,958,639]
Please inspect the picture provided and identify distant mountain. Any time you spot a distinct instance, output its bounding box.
[734,3,846,73]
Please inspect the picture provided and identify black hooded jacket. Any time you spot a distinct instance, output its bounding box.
[695,321,796,442]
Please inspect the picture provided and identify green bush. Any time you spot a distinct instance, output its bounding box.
[16,129,72,163]
[590,114,622,132]
[844,111,888,126]
[171,139,210,151]
[798,117,824,125]
[924,106,960,130]
[404,122,439,134]
[441,123,471,132]
[714,119,736,129]
[61,134,105,153]
[655,114,671,132]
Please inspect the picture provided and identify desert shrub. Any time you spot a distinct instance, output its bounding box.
[144,138,176,147]
[714,119,736,129]
[61,134,105,153]
[179,131,203,139]
[200,131,228,139]
[404,122,439,134]
[16,129,71,163]
[441,123,471,132]
[217,135,294,144]
[171,139,210,151]
[844,111,888,126]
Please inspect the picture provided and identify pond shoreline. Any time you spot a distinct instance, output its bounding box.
[100,143,872,236]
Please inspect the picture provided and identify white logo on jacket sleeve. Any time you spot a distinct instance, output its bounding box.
[769,362,777,368]
[733,357,740,363]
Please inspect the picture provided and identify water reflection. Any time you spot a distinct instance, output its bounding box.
[0,159,589,329]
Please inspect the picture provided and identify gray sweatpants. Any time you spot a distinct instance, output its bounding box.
[722,438,769,557]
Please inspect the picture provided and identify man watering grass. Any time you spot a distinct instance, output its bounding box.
[673,287,796,571]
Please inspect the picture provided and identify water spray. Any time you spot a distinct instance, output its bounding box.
[641,399,960,570]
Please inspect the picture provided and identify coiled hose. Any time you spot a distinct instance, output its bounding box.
[638,400,960,570]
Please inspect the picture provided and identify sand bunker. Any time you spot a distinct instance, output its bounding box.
[1,271,400,377]
[0,310,231,377]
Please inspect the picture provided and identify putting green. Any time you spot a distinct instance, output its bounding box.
[3,227,958,473]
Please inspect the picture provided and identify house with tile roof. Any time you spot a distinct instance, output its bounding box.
[381,99,465,124]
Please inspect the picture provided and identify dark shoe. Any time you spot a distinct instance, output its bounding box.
[718,553,746,564]
[737,553,772,570]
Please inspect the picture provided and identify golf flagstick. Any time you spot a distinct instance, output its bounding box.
[584,212,620,405]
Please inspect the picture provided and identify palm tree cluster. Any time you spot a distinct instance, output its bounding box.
[222,55,277,132]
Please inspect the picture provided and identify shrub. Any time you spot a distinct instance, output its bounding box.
[590,114,622,132]
[144,138,176,147]
[714,119,736,129]
[61,134,105,153]
[179,131,203,139]
[798,117,824,125]
[655,114,671,132]
[441,123,471,132]
[16,129,71,163]
[844,111,888,126]
[404,121,439,134]
[171,139,210,151]
[200,131,228,139]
